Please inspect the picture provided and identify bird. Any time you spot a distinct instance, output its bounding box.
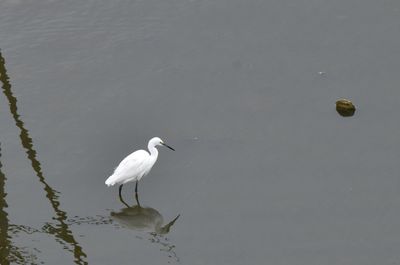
[105,137,175,205]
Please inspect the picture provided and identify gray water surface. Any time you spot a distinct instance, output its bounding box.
[1,0,400,264]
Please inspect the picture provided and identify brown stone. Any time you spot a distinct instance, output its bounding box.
[336,99,356,117]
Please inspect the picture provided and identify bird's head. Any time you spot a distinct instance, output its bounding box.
[149,137,175,151]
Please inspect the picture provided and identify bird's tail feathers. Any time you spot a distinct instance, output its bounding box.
[105,175,117,186]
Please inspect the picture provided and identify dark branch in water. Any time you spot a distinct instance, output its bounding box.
[0,51,88,265]
[0,142,11,265]
[0,144,30,264]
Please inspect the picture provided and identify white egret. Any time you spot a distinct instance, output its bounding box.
[105,137,175,205]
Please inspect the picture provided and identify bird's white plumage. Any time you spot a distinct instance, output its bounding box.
[105,137,174,187]
[105,150,151,186]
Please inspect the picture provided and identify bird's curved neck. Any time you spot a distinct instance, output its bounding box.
[148,143,159,158]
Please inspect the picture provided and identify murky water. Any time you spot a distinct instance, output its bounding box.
[1,0,400,264]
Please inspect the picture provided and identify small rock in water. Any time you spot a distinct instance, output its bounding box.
[336,99,356,117]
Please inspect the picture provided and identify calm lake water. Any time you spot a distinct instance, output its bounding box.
[1,0,400,264]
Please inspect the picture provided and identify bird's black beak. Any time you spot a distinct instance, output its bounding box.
[161,142,175,151]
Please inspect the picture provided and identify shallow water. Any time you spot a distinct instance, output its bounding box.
[1,0,400,264]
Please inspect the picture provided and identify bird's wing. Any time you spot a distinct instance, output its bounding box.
[109,150,149,184]
[114,150,148,175]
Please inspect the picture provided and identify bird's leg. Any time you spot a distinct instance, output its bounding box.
[134,181,141,207]
[119,184,123,199]
[135,191,141,207]
[118,185,130,207]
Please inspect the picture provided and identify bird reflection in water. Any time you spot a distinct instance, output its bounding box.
[111,192,180,262]
[111,205,180,235]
